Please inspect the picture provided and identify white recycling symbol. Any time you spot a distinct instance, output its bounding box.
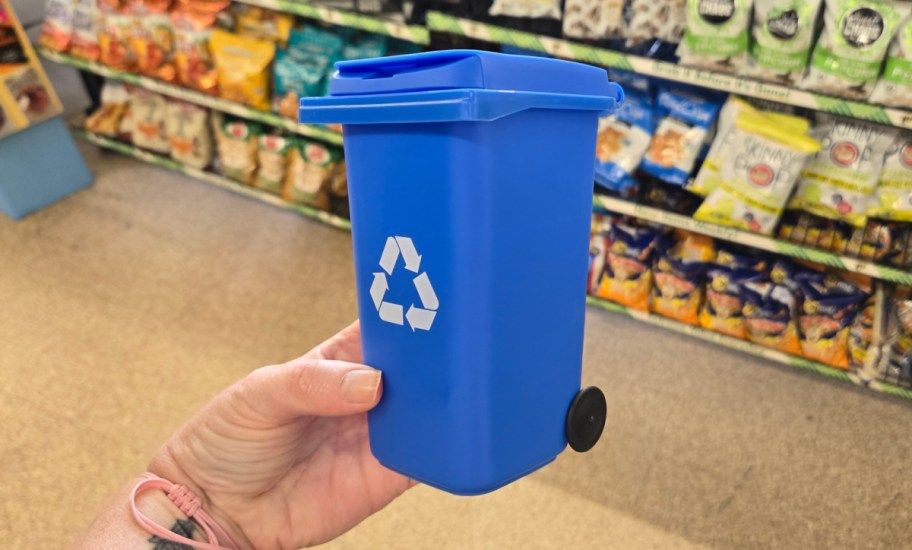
[370,236,438,331]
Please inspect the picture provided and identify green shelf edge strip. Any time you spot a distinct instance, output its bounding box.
[74,128,351,231]
[594,195,912,286]
[40,48,343,146]
[425,11,912,130]
[585,296,912,401]
[234,0,429,44]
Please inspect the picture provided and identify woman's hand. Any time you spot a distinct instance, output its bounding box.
[148,320,415,549]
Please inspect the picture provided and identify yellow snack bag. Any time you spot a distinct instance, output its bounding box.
[235,6,293,46]
[209,29,275,110]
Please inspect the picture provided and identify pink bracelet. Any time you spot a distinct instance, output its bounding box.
[131,472,241,550]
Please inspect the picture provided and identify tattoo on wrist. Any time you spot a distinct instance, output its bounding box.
[149,519,195,550]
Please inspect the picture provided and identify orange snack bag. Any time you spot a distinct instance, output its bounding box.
[99,0,135,71]
[130,0,175,81]
[39,0,74,52]
[594,223,661,311]
[70,0,101,61]
[649,232,714,325]
[171,1,226,94]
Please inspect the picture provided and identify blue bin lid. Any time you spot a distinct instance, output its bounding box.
[300,50,623,124]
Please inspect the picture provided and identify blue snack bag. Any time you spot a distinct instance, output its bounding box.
[594,90,656,193]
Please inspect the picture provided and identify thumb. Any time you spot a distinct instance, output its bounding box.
[238,359,383,421]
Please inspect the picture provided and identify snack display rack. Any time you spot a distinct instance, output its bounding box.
[75,127,351,230]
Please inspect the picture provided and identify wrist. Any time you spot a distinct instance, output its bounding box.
[133,481,204,544]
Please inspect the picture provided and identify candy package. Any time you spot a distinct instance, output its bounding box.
[594,84,655,193]
[254,133,292,194]
[235,5,293,46]
[742,281,803,355]
[70,0,101,61]
[792,116,897,226]
[85,81,129,136]
[283,138,341,210]
[130,89,169,153]
[694,111,820,235]
[210,29,275,109]
[165,100,212,169]
[649,232,715,325]
[641,87,724,186]
[869,132,912,222]
[98,0,135,71]
[798,276,868,368]
[214,114,261,185]
[488,0,561,19]
[171,1,226,94]
[870,17,912,107]
[594,223,662,311]
[800,0,910,99]
[130,0,175,80]
[746,0,822,85]
[625,0,686,49]
[677,0,753,72]
[40,0,75,52]
[562,0,625,40]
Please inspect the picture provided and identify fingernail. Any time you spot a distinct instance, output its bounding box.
[341,369,381,404]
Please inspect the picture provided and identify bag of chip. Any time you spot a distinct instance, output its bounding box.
[235,5,293,46]
[130,89,169,153]
[650,231,715,325]
[626,0,686,49]
[797,275,868,368]
[283,138,340,210]
[594,85,655,193]
[869,132,912,222]
[848,295,876,370]
[209,29,275,110]
[214,114,261,185]
[254,133,292,194]
[677,0,753,72]
[695,110,820,235]
[800,0,910,99]
[742,281,803,355]
[746,0,823,85]
[171,1,225,95]
[70,0,101,61]
[488,0,562,19]
[274,26,343,117]
[588,215,612,294]
[792,115,897,227]
[641,87,724,186]
[882,288,912,384]
[594,223,661,311]
[869,17,912,107]
[129,0,174,81]
[86,81,130,136]
[562,0,625,40]
[98,0,135,71]
[166,100,212,169]
[701,267,764,338]
[40,0,75,52]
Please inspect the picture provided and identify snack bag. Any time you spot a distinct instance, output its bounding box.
[343,35,387,61]
[209,29,275,110]
[171,1,225,95]
[488,0,561,19]
[848,295,876,370]
[274,26,343,117]
[214,114,261,185]
[70,0,101,61]
[742,281,803,355]
[870,17,912,107]
[594,88,655,193]
[797,276,868,368]
[588,215,612,294]
[694,111,820,235]
[98,0,135,71]
[701,267,764,338]
[255,134,292,194]
[283,138,341,209]
[869,132,912,222]
[235,5,293,46]
[130,0,175,81]
[40,0,75,52]
[792,116,897,226]
[562,0,625,40]
[800,0,910,99]
[883,289,912,384]
[746,0,823,84]
[626,0,686,49]
[688,96,758,197]
[650,232,715,325]
[594,223,661,311]
[641,87,724,186]
[166,100,212,169]
[677,0,752,72]
[130,89,169,153]
[85,81,129,136]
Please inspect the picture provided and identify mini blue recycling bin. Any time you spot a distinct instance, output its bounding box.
[300,50,623,495]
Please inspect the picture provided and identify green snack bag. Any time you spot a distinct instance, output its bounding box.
[747,0,823,84]
[677,0,753,72]
[800,0,910,99]
[255,134,293,194]
[214,114,262,185]
[870,18,912,108]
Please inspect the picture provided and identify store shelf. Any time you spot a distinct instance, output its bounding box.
[74,129,351,231]
[594,194,912,286]
[586,296,912,401]
[40,49,343,145]
[234,0,429,44]
[426,11,912,130]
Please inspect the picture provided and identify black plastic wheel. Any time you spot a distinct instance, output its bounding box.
[565,386,606,453]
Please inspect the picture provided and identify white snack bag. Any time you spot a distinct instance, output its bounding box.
[562,0,625,39]
[800,0,910,99]
[746,0,823,84]
[676,0,753,72]
[489,0,561,19]
[870,17,912,108]
[626,0,686,47]
[166,101,212,169]
[130,90,169,154]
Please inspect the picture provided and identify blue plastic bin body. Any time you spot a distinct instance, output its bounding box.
[300,51,622,495]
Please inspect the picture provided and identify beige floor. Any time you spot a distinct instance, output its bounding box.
[2,143,912,549]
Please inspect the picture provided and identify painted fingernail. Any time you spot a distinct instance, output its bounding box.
[341,369,381,404]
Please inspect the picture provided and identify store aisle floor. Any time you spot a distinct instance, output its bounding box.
[2,144,911,549]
